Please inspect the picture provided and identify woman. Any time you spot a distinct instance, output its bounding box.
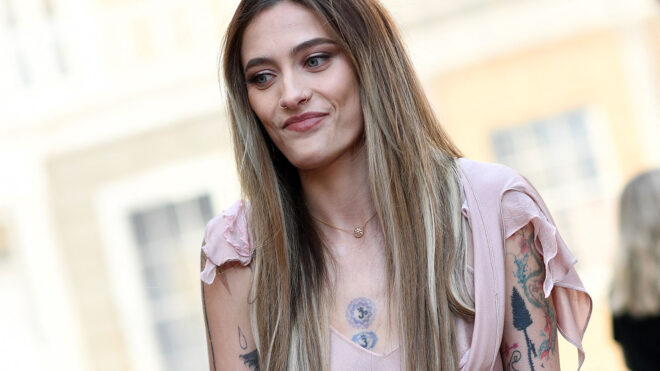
[200,0,592,370]
[610,169,660,370]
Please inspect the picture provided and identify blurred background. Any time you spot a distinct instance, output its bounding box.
[0,0,658,370]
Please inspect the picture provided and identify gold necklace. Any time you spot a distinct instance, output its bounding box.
[311,211,377,238]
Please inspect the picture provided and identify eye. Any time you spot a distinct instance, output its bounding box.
[247,72,274,88]
[305,54,330,69]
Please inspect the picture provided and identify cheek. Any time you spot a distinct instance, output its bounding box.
[248,91,277,128]
[341,80,363,125]
[247,92,283,147]
[326,71,361,119]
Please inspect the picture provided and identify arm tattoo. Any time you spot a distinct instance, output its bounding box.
[508,227,558,369]
[502,342,519,358]
[238,326,248,350]
[239,350,260,370]
[219,269,232,296]
[506,350,522,371]
[200,249,217,371]
[511,287,536,371]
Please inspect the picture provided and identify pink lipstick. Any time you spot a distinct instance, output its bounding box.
[283,112,328,132]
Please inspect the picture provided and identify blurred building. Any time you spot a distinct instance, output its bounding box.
[0,0,657,370]
[0,0,240,370]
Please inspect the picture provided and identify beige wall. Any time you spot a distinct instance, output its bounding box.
[432,29,639,175]
[651,18,660,85]
[46,113,229,371]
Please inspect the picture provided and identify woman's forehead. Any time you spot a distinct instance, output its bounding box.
[240,2,332,65]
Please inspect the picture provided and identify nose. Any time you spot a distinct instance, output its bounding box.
[278,74,311,110]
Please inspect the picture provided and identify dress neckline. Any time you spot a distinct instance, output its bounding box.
[329,325,400,358]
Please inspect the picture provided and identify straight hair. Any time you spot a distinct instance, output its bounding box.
[611,169,660,317]
[222,0,475,369]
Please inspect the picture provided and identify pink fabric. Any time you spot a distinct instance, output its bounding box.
[329,327,401,371]
[200,159,592,370]
[200,200,253,285]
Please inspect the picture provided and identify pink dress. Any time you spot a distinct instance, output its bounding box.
[200,159,592,370]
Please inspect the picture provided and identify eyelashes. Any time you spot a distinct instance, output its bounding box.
[246,52,333,88]
[304,53,330,68]
[248,72,273,86]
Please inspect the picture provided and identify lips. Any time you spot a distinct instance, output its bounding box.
[283,111,328,132]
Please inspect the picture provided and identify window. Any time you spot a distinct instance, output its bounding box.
[42,0,68,75]
[1,0,29,86]
[0,224,10,262]
[491,109,600,251]
[130,194,213,371]
[1,0,68,89]
[492,110,598,200]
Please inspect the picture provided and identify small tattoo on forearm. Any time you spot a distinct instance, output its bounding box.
[219,269,232,295]
[351,331,378,350]
[506,349,522,371]
[238,326,248,350]
[502,342,519,358]
[239,349,259,370]
[346,297,377,329]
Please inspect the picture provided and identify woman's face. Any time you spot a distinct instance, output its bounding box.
[241,1,363,171]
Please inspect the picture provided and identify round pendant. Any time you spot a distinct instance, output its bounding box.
[353,227,364,238]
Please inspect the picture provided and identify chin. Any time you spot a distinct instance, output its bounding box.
[285,151,334,171]
[288,158,326,171]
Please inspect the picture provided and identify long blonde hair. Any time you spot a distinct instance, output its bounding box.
[222,0,474,369]
[610,169,660,317]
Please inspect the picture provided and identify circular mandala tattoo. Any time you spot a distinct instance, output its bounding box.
[345,297,376,329]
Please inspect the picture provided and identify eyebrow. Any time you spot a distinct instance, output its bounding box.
[243,37,337,72]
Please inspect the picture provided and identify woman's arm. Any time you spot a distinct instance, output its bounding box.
[501,223,560,370]
[201,249,259,371]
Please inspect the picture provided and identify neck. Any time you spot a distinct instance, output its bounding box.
[299,143,374,230]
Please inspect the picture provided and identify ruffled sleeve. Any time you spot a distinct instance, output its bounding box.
[200,200,254,285]
[501,190,592,368]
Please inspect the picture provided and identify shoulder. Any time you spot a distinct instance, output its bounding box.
[457,158,519,182]
[200,200,254,285]
[456,158,529,203]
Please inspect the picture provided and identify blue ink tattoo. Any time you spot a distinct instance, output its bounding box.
[239,349,259,370]
[510,227,558,362]
[351,331,378,350]
[345,297,377,329]
[512,287,537,371]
